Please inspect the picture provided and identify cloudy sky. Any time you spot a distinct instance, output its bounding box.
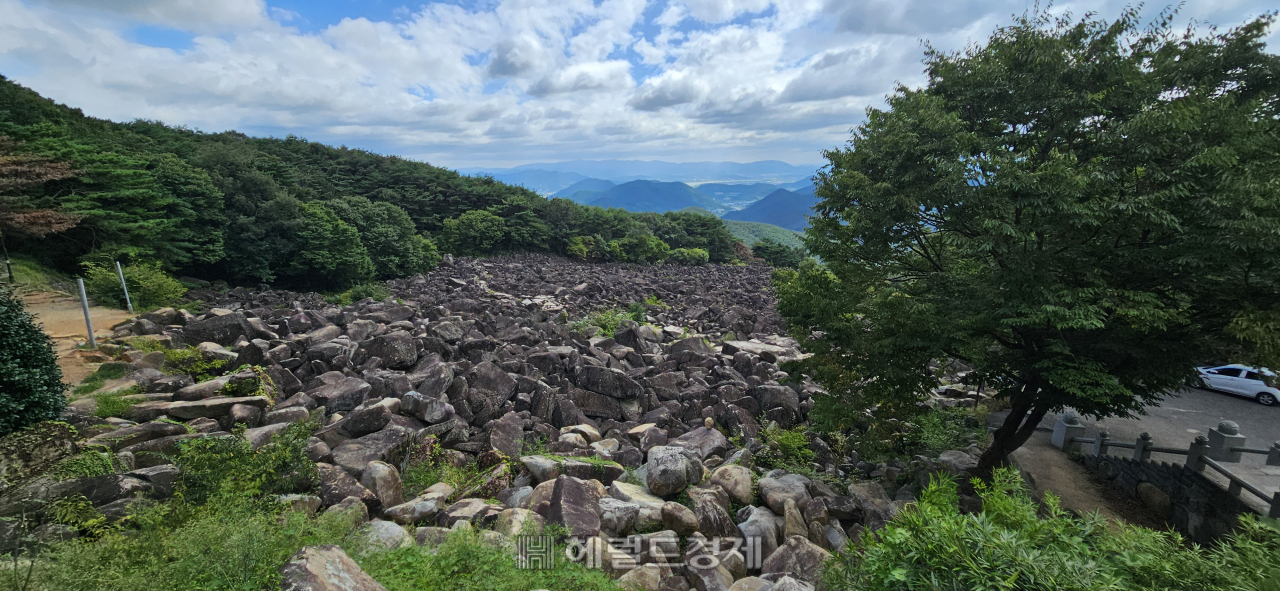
[1,0,1275,169]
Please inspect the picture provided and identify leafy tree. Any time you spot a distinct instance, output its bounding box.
[440,209,506,255]
[777,10,1280,473]
[751,237,804,268]
[0,285,66,436]
[324,195,438,278]
[566,235,608,262]
[281,202,374,290]
[608,234,670,264]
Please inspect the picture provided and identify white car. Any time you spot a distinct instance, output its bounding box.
[1196,364,1278,406]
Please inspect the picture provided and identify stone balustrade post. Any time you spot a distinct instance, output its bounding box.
[1092,429,1110,456]
[1134,432,1152,461]
[1187,435,1210,472]
[1207,421,1245,463]
[1052,412,1087,453]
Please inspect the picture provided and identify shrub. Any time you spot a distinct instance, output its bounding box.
[173,420,318,505]
[0,286,66,437]
[667,247,709,266]
[823,468,1280,591]
[607,234,669,264]
[157,346,226,381]
[324,282,391,306]
[569,308,631,338]
[83,261,187,311]
[757,425,816,468]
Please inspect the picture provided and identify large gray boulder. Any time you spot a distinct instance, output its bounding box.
[309,378,372,414]
[279,545,387,591]
[331,426,415,477]
[546,475,602,538]
[736,506,780,565]
[688,486,738,538]
[644,446,703,497]
[364,332,418,370]
[469,361,516,401]
[575,365,643,399]
[670,427,730,461]
[183,313,251,347]
[758,474,812,514]
[167,396,270,420]
[761,536,830,584]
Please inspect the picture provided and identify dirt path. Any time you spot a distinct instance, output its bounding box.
[21,291,134,383]
[1011,430,1167,530]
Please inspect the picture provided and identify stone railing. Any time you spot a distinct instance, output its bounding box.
[1051,413,1280,522]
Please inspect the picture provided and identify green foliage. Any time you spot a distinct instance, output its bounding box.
[569,308,632,338]
[357,529,623,591]
[667,247,709,266]
[324,282,392,306]
[156,346,226,381]
[607,234,669,264]
[778,10,1280,472]
[281,202,375,290]
[21,497,361,591]
[566,235,608,262]
[750,238,804,268]
[756,425,816,469]
[400,454,488,500]
[50,450,125,480]
[217,367,274,398]
[823,468,1280,591]
[83,261,186,311]
[441,209,506,256]
[0,286,66,437]
[324,196,439,278]
[93,387,141,418]
[173,421,318,505]
[722,220,804,250]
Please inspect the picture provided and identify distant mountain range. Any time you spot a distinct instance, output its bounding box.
[461,159,818,187]
[587,180,722,213]
[721,186,820,232]
[551,178,616,204]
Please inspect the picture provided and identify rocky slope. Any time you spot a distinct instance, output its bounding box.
[2,255,985,591]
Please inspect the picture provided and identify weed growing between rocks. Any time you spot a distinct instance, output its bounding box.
[49,450,124,480]
[570,308,633,337]
[92,388,140,418]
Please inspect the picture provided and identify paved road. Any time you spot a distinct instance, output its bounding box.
[1057,387,1280,510]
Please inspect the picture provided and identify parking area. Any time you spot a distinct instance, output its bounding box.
[1062,387,1280,511]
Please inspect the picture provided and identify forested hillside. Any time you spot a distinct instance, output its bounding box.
[0,77,739,291]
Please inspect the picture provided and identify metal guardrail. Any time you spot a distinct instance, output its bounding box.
[1053,414,1280,519]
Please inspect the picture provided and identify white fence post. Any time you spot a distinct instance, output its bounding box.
[76,278,96,348]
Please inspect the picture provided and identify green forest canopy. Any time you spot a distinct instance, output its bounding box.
[0,76,741,290]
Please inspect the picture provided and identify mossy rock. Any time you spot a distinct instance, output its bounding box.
[0,422,79,493]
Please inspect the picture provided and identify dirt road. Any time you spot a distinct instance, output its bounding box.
[21,291,133,383]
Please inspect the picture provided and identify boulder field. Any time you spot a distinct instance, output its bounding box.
[6,255,986,591]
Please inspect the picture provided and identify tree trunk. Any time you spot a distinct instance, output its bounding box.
[975,396,1048,480]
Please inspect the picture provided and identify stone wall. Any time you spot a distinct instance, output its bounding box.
[1076,453,1256,544]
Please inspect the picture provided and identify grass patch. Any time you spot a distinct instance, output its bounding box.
[357,530,622,591]
[72,363,132,397]
[160,347,227,381]
[400,455,489,500]
[93,387,142,418]
[569,308,631,337]
[5,254,75,293]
